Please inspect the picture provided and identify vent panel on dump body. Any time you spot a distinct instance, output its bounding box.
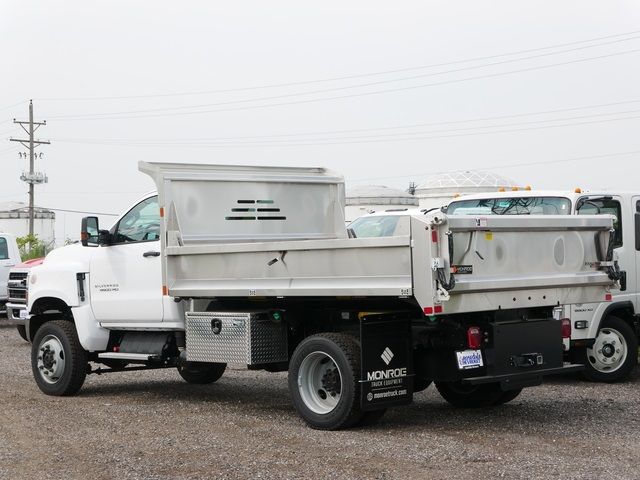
[185,311,288,365]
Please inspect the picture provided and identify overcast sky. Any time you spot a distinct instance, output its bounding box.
[2,1,640,242]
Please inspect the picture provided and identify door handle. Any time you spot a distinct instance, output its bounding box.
[143,251,160,258]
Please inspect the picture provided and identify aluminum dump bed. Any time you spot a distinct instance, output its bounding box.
[141,161,616,314]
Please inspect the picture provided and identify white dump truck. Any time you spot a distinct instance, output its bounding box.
[446,190,638,383]
[23,163,619,429]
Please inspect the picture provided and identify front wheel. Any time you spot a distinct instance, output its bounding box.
[435,381,504,408]
[288,333,363,430]
[177,362,227,384]
[31,320,88,396]
[580,315,638,383]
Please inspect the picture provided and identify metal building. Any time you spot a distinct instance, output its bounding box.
[345,185,418,222]
[415,171,520,210]
[0,202,55,247]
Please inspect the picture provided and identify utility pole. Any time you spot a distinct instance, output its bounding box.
[9,100,50,239]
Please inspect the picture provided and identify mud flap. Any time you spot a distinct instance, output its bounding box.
[360,315,413,411]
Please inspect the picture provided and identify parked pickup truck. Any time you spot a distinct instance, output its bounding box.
[22,163,619,430]
[7,257,44,340]
[0,233,21,316]
[446,190,639,383]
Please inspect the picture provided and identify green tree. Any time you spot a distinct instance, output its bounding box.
[16,234,47,261]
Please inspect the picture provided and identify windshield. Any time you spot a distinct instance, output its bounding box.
[447,196,571,215]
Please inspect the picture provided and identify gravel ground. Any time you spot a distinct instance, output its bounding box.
[1,320,640,480]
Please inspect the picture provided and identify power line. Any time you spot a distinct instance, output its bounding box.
[55,111,640,148]
[49,38,640,121]
[349,150,640,183]
[37,29,640,101]
[52,101,640,145]
[50,48,640,122]
[41,207,119,216]
[0,100,26,112]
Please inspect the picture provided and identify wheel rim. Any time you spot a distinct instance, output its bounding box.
[587,327,628,373]
[36,334,66,384]
[297,351,342,415]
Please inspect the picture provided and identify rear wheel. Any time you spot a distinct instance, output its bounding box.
[580,315,637,383]
[435,381,503,408]
[31,320,88,396]
[177,362,227,384]
[16,324,28,342]
[288,333,363,430]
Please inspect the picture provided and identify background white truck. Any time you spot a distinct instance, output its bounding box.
[0,233,21,316]
[22,163,618,429]
[445,190,639,382]
[6,257,44,340]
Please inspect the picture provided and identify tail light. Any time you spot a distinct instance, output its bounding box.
[467,326,482,349]
[561,318,571,339]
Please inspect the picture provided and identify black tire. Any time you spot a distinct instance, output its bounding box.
[31,320,88,396]
[492,388,523,406]
[357,408,387,427]
[579,315,638,383]
[177,362,227,384]
[414,377,432,393]
[16,324,28,342]
[435,381,504,408]
[288,333,363,430]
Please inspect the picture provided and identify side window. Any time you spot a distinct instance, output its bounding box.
[0,237,8,260]
[577,198,623,248]
[112,197,160,245]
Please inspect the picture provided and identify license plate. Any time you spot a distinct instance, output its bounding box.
[456,349,484,370]
[18,309,28,320]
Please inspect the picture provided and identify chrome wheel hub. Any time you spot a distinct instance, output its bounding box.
[298,351,342,415]
[587,327,627,373]
[37,335,66,384]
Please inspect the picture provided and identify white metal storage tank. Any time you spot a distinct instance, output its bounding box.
[415,171,520,210]
[345,185,418,222]
[0,202,55,247]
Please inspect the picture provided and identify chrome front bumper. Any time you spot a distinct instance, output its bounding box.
[6,302,28,323]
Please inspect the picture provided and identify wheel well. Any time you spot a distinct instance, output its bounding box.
[29,297,73,340]
[605,305,638,337]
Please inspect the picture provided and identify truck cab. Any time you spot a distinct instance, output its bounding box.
[447,190,640,382]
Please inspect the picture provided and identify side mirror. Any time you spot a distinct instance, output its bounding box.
[81,217,99,246]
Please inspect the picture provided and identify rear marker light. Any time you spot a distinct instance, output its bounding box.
[575,320,588,329]
[605,293,613,301]
[434,305,443,314]
[467,326,482,349]
[431,229,438,243]
[561,318,571,339]
[423,306,434,315]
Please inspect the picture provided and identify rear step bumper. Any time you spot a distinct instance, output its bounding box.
[461,363,584,390]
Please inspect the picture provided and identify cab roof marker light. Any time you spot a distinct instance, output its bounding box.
[575,188,582,193]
